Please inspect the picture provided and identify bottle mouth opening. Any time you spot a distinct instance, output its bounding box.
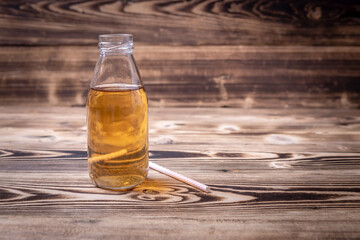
[99,34,133,42]
[99,34,133,54]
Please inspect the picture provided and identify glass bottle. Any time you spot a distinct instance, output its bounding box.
[87,34,148,190]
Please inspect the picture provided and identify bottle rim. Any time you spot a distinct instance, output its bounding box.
[98,34,133,54]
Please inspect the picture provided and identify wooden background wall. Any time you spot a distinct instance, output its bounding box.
[0,0,359,108]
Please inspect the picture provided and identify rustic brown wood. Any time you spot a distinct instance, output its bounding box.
[0,0,359,46]
[1,45,359,108]
[0,106,360,239]
[1,0,359,238]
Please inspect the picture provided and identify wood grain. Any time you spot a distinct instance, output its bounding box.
[0,106,360,239]
[0,0,359,46]
[1,45,359,108]
[2,0,360,238]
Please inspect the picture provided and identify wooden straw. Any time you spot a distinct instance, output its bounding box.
[88,149,211,192]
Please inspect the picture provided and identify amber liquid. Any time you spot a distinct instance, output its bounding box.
[87,84,148,190]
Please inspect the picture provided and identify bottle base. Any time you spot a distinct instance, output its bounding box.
[92,174,146,191]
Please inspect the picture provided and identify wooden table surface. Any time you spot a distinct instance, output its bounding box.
[1,106,360,239]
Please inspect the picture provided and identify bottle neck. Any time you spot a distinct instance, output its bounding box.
[91,34,142,89]
[91,50,141,89]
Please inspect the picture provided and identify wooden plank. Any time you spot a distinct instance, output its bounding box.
[1,106,360,152]
[0,0,359,46]
[0,106,360,239]
[1,46,360,108]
